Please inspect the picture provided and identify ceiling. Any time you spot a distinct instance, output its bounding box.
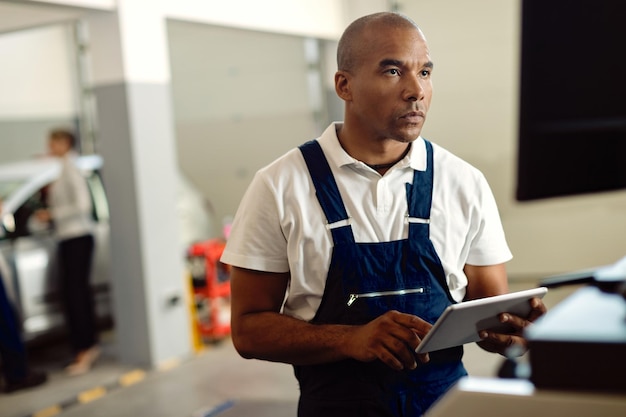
[0,1,83,34]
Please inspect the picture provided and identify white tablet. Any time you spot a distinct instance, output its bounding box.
[414,287,548,354]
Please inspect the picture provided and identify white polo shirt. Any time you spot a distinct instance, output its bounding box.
[221,122,512,321]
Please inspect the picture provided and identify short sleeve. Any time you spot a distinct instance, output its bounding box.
[220,171,290,273]
[465,173,513,266]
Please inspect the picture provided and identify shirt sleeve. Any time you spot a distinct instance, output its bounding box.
[220,171,290,273]
[465,172,513,266]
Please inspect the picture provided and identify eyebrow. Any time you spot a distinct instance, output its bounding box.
[379,59,434,69]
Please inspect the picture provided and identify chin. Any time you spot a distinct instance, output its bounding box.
[392,124,423,141]
[392,130,422,143]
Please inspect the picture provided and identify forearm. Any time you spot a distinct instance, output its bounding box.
[228,266,428,369]
[232,311,354,365]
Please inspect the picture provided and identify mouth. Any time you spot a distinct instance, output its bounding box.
[400,111,426,123]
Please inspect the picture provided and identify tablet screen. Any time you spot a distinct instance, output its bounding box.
[415,287,548,354]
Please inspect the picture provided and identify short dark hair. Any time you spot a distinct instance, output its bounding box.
[49,128,76,149]
[337,12,420,72]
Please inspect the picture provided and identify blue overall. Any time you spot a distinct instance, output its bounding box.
[0,271,29,383]
[295,140,467,417]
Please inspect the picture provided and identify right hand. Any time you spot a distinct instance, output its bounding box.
[344,310,432,371]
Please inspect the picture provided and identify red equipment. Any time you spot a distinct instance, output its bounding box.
[187,238,231,341]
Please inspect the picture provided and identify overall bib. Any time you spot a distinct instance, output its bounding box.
[295,140,467,417]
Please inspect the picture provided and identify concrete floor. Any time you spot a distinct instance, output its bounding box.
[0,282,579,417]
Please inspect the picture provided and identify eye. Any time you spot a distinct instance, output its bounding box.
[420,69,432,79]
[385,68,401,76]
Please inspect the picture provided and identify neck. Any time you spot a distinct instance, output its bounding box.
[364,144,411,171]
[336,124,412,171]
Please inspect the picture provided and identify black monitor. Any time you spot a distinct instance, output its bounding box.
[516,0,626,201]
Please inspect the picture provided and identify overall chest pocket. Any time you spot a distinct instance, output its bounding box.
[344,286,432,323]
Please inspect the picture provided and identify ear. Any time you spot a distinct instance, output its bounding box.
[334,70,353,101]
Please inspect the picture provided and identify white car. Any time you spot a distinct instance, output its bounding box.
[0,155,111,343]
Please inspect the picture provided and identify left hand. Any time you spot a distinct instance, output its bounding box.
[477,296,547,356]
[35,209,51,223]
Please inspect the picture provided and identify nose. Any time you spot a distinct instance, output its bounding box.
[403,73,425,102]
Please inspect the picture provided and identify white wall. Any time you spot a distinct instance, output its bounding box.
[167,22,318,225]
[402,0,626,278]
[0,24,76,119]
[29,0,114,9]
[0,24,77,162]
[164,0,344,39]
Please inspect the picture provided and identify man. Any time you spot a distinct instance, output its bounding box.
[221,12,546,416]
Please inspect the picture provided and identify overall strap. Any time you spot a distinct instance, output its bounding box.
[406,140,435,237]
[405,140,455,303]
[299,140,354,244]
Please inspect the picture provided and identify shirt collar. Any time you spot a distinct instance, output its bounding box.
[318,122,428,172]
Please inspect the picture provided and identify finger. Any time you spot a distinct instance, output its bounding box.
[385,334,421,370]
[378,347,405,371]
[379,311,433,368]
[416,351,430,364]
[499,299,545,332]
[388,311,432,336]
[384,325,430,367]
[364,314,421,370]
[479,330,526,355]
[498,313,528,333]
[384,313,427,351]
[373,338,415,371]
[526,297,547,322]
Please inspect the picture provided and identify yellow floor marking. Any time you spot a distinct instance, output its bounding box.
[157,357,181,372]
[119,369,147,387]
[78,386,107,403]
[32,405,62,417]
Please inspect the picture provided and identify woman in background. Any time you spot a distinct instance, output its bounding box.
[36,129,99,375]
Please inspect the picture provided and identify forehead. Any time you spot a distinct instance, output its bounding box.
[359,25,430,66]
[50,135,69,141]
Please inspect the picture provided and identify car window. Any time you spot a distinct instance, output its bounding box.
[86,172,109,222]
[9,188,48,239]
[0,188,47,241]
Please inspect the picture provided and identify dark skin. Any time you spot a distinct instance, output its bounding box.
[231,267,545,371]
[230,18,547,371]
[231,267,430,370]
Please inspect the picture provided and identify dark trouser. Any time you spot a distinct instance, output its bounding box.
[58,234,97,353]
[0,272,28,382]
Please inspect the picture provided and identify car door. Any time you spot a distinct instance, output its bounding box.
[0,187,61,340]
[84,171,112,320]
